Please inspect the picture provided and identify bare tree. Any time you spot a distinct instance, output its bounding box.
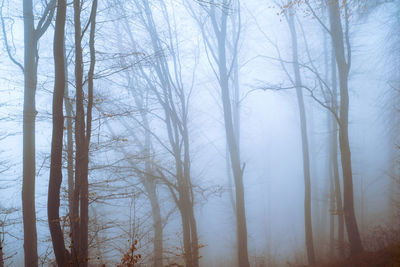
[279,0,362,255]
[285,11,316,265]
[131,1,200,265]
[187,1,249,266]
[0,0,55,265]
[71,0,98,265]
[327,0,363,255]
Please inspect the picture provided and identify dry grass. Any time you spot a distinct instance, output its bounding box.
[310,242,400,267]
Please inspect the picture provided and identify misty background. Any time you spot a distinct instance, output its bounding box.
[0,0,399,266]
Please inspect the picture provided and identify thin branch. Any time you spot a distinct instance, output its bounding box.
[0,0,23,73]
[344,2,351,70]
[258,83,341,126]
[305,1,331,35]
[35,0,56,40]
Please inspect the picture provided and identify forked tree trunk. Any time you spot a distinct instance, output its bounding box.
[327,0,363,255]
[139,1,199,265]
[203,2,249,265]
[72,0,84,261]
[112,4,165,262]
[21,1,55,265]
[219,52,249,267]
[72,1,97,264]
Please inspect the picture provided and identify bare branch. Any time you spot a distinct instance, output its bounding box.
[35,0,56,40]
[0,0,23,73]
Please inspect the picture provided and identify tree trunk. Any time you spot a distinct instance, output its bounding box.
[137,102,164,267]
[80,2,97,266]
[329,167,335,258]
[179,189,194,267]
[147,182,163,267]
[330,50,345,258]
[48,0,69,265]
[72,0,84,262]
[189,202,199,267]
[142,99,163,267]
[22,0,38,265]
[219,43,249,267]
[213,8,249,267]
[143,121,163,267]
[0,236,4,267]
[287,13,316,265]
[183,118,199,267]
[202,2,249,265]
[139,1,199,265]
[64,45,74,218]
[327,0,363,255]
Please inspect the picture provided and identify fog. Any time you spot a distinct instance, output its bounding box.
[0,0,399,266]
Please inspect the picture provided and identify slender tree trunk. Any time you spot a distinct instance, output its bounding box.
[111,5,165,263]
[183,121,199,267]
[329,166,335,258]
[141,97,163,267]
[72,0,84,261]
[20,2,55,264]
[219,49,249,267]
[332,113,345,257]
[147,182,163,267]
[205,2,249,265]
[0,236,4,267]
[330,50,345,258]
[22,1,38,265]
[189,202,199,267]
[48,0,69,265]
[143,119,163,267]
[176,155,198,267]
[226,36,241,217]
[137,103,164,267]
[139,1,199,265]
[92,210,103,266]
[64,46,74,216]
[177,185,198,267]
[80,2,97,266]
[179,189,194,267]
[286,13,316,265]
[327,0,363,255]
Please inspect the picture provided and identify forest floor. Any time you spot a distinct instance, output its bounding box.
[309,242,400,267]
